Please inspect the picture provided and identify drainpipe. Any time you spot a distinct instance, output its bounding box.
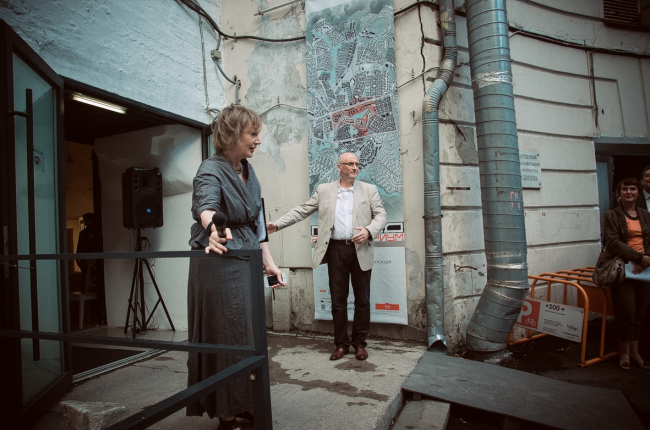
[423,0,457,351]
[464,0,529,354]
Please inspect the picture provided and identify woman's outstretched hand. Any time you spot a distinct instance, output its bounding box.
[205,227,232,255]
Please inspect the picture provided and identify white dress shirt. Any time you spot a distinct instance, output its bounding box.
[331,184,354,239]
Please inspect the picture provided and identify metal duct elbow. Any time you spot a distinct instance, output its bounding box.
[423,0,457,351]
[464,0,529,355]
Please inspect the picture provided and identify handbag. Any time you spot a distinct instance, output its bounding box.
[592,248,625,288]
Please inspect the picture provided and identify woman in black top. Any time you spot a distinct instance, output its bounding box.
[602,177,650,370]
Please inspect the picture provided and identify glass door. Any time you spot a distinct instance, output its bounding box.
[0,20,70,427]
[595,155,613,235]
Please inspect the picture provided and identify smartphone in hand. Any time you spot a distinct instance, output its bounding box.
[265,273,286,287]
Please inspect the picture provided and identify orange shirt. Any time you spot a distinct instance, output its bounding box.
[626,218,644,253]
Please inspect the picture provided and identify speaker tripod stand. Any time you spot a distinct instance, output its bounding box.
[124,228,175,338]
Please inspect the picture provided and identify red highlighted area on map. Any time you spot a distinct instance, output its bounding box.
[331,100,378,138]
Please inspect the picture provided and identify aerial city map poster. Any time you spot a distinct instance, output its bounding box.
[306,0,407,324]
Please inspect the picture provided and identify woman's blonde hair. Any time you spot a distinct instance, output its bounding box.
[211,104,262,151]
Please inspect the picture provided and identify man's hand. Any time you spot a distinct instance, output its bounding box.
[266,222,278,234]
[205,227,232,255]
[351,227,370,244]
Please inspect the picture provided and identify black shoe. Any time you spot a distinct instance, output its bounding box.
[236,411,254,425]
[217,419,241,430]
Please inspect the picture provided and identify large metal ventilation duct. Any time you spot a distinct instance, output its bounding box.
[423,0,457,351]
[464,0,529,353]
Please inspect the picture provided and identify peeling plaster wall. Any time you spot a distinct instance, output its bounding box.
[1,0,226,124]
[221,0,650,349]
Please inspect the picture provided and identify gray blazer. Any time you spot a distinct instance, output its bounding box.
[274,180,387,271]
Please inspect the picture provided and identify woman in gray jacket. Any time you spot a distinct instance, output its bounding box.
[602,177,650,370]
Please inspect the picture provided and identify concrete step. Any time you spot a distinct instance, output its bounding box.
[392,398,450,430]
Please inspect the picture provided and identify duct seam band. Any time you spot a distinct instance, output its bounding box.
[485,280,530,290]
[472,70,512,90]
[488,263,527,270]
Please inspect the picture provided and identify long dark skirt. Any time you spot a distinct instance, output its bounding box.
[186,255,253,419]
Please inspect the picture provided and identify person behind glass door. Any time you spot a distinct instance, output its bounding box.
[75,212,99,291]
[635,165,650,210]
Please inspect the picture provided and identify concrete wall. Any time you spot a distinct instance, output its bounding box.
[1,0,226,124]
[221,0,650,349]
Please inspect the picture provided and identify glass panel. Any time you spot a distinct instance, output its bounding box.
[596,158,612,235]
[13,53,62,404]
[208,133,215,158]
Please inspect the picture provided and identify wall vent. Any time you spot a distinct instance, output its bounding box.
[603,0,640,24]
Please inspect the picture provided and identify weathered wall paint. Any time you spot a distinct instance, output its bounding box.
[223,0,650,349]
[5,0,649,345]
[1,0,226,124]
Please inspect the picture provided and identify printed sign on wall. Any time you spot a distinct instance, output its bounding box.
[306,0,406,324]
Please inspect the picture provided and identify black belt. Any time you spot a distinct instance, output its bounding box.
[330,238,354,245]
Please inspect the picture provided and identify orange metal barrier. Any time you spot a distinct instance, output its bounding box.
[508,267,618,367]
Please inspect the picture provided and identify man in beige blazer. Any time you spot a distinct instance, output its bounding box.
[267,152,387,360]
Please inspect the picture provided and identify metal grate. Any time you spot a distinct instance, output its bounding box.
[603,0,640,24]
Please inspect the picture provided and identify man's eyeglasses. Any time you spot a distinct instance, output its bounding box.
[339,162,360,167]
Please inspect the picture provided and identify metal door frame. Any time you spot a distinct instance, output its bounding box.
[0,249,274,430]
[0,19,221,427]
[0,19,70,427]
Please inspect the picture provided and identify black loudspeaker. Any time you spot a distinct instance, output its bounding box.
[122,167,163,229]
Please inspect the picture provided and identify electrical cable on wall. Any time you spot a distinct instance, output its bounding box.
[258,102,307,117]
[181,0,649,57]
[179,0,442,108]
[178,0,304,42]
[211,49,241,104]
[178,0,441,44]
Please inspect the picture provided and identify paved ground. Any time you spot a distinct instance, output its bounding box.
[29,320,650,429]
[31,331,426,430]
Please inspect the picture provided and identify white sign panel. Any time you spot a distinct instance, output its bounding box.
[314,246,407,325]
[519,150,541,189]
[515,298,584,342]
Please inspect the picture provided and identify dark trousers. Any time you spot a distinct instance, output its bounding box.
[326,240,372,349]
[640,307,650,357]
[611,278,650,342]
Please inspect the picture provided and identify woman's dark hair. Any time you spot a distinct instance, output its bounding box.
[211,104,262,151]
[615,177,641,197]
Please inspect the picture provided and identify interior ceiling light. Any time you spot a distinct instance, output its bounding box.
[71,93,126,114]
